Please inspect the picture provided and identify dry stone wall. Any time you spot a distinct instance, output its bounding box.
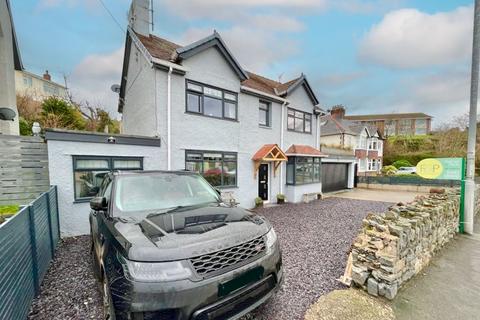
[350,189,460,300]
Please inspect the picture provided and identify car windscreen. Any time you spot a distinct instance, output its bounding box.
[114,173,220,217]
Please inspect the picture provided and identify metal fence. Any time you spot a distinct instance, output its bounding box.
[0,186,59,320]
[358,176,461,187]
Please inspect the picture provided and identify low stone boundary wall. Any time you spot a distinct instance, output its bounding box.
[349,189,460,300]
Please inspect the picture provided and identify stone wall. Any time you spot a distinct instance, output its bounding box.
[350,189,460,300]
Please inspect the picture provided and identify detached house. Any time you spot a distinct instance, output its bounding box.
[118,0,330,206]
[321,106,384,175]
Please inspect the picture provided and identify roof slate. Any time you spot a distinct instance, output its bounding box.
[134,31,305,98]
[285,144,327,157]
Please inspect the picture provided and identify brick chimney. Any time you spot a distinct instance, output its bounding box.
[330,105,345,119]
[128,0,151,37]
[43,70,51,81]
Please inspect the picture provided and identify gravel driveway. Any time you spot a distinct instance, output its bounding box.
[28,197,391,320]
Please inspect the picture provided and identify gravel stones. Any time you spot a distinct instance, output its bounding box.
[28,236,103,320]
[249,197,391,320]
[28,197,391,320]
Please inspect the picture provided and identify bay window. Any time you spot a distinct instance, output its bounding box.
[286,156,321,185]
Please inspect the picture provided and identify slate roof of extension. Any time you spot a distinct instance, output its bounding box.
[134,31,308,99]
[344,112,432,121]
[320,115,380,137]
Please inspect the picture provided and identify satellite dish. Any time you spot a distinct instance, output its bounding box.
[0,107,16,121]
[111,84,121,93]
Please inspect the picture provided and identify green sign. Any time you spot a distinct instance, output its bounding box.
[416,157,463,180]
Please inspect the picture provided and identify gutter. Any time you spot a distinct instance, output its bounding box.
[280,101,288,195]
[167,66,173,170]
[240,86,288,104]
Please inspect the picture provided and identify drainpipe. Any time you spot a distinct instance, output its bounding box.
[167,66,173,170]
[280,101,287,195]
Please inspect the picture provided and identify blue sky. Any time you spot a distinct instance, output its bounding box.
[11,0,475,126]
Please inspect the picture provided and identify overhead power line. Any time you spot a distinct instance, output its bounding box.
[97,0,125,33]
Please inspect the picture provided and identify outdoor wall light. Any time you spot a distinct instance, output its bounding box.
[32,122,41,136]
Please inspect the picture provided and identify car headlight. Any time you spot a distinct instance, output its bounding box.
[122,257,192,282]
[265,227,277,250]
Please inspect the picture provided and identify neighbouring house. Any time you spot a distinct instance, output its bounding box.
[344,111,432,136]
[15,69,68,101]
[118,0,331,206]
[0,0,22,135]
[320,106,384,175]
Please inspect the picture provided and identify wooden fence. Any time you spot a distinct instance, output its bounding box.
[0,186,60,319]
[0,135,50,205]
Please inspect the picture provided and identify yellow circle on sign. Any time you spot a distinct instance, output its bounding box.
[416,159,444,179]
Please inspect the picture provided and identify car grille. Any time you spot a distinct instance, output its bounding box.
[190,236,266,277]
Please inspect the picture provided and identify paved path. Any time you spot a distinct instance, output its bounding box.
[329,188,425,204]
[392,219,480,320]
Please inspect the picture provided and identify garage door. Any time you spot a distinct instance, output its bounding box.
[322,163,348,193]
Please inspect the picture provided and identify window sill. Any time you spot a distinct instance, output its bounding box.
[286,181,321,186]
[184,111,239,123]
[259,125,272,129]
[287,129,312,135]
[73,198,92,204]
[215,186,239,190]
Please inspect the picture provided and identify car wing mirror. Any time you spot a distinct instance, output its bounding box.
[90,196,107,211]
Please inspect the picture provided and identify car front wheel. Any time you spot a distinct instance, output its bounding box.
[102,273,116,320]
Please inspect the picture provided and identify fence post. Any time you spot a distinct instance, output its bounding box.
[54,186,60,240]
[28,205,40,295]
[45,191,55,258]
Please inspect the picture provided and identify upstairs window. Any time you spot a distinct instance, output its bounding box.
[287,108,312,133]
[384,120,396,136]
[415,119,427,135]
[259,101,271,127]
[398,119,413,135]
[369,137,378,150]
[186,80,237,120]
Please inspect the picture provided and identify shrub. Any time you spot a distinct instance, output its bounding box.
[276,194,286,204]
[392,159,413,169]
[0,205,20,224]
[381,165,397,176]
[254,197,264,207]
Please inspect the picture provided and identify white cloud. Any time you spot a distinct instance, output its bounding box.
[316,71,367,87]
[358,6,473,68]
[159,0,328,20]
[68,48,124,116]
[179,26,299,72]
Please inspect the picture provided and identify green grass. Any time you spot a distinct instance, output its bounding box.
[0,205,20,224]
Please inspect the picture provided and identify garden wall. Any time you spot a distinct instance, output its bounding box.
[349,189,462,299]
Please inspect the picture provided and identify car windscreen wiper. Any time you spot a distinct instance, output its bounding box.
[145,202,220,219]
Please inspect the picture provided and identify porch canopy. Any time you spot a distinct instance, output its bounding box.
[285,144,328,157]
[252,144,288,177]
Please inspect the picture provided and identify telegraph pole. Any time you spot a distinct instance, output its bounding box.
[464,0,480,235]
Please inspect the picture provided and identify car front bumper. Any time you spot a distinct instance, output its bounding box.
[110,244,283,320]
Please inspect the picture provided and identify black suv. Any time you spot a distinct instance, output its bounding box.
[89,171,283,320]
